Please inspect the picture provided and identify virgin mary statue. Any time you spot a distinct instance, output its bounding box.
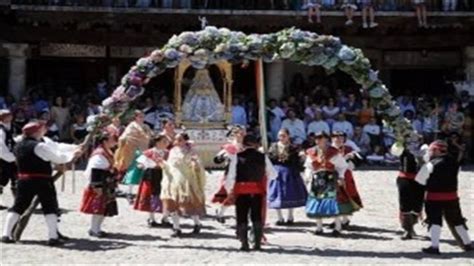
[182,69,225,122]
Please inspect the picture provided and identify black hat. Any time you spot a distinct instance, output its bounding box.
[314,131,330,139]
[331,131,346,137]
[243,134,259,147]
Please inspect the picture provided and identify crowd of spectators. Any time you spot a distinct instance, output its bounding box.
[11,0,474,11]
[1,74,473,165]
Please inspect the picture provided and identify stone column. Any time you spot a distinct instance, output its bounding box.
[264,60,285,100]
[3,43,29,101]
[465,47,474,81]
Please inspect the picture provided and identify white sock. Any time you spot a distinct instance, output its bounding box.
[430,225,441,248]
[287,209,294,221]
[342,215,350,224]
[192,215,201,226]
[276,209,284,222]
[171,213,180,230]
[455,225,472,245]
[90,215,101,233]
[218,206,227,217]
[316,219,323,231]
[2,212,20,238]
[45,214,59,239]
[128,185,133,194]
[334,216,342,231]
[149,212,156,222]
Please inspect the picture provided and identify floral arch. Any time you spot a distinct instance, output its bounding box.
[98,26,412,144]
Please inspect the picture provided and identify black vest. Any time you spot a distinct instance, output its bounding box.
[426,155,459,193]
[0,124,15,152]
[14,137,52,177]
[399,149,418,174]
[236,148,265,183]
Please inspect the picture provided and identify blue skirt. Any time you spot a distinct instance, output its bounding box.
[305,170,340,218]
[268,165,308,209]
[122,150,144,185]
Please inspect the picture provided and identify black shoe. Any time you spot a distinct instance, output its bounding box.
[401,231,413,240]
[216,216,226,224]
[314,229,324,235]
[422,246,441,255]
[47,238,64,246]
[171,229,182,238]
[57,231,70,241]
[88,230,107,238]
[1,236,15,244]
[240,242,250,251]
[331,230,341,237]
[147,219,160,228]
[160,219,173,228]
[328,222,335,229]
[275,220,285,226]
[463,243,473,252]
[193,224,202,234]
[0,205,8,211]
[341,220,350,230]
[286,219,294,225]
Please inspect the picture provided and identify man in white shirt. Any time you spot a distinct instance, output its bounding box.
[225,135,277,251]
[1,121,81,246]
[0,110,16,210]
[331,113,354,139]
[307,111,330,136]
[231,98,248,126]
[268,99,286,141]
[281,109,306,145]
[363,116,382,148]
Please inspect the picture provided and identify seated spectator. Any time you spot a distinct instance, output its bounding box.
[304,0,322,24]
[31,92,49,114]
[12,108,27,136]
[307,111,330,135]
[398,96,416,115]
[268,99,286,141]
[70,113,88,144]
[332,113,354,138]
[353,125,371,156]
[358,98,374,126]
[422,109,437,144]
[14,96,36,121]
[382,124,396,148]
[86,98,102,117]
[413,0,428,28]
[363,116,382,148]
[39,109,59,141]
[304,102,322,123]
[322,97,340,126]
[360,0,378,28]
[412,112,424,134]
[341,0,357,26]
[341,93,361,124]
[442,102,464,134]
[143,97,158,129]
[443,0,457,11]
[231,97,247,126]
[157,95,173,114]
[281,109,306,145]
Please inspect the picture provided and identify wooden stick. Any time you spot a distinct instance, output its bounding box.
[71,163,76,194]
[60,170,66,192]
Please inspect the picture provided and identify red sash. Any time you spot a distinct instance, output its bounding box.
[234,182,265,195]
[426,191,458,201]
[398,171,416,179]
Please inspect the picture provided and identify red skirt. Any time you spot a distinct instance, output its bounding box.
[80,187,118,216]
[337,170,363,208]
[134,180,162,213]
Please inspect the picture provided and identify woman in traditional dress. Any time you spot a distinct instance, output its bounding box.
[161,133,206,237]
[211,125,245,223]
[116,110,152,202]
[160,118,176,150]
[331,131,363,229]
[80,130,118,238]
[304,132,348,236]
[268,128,307,225]
[133,134,170,227]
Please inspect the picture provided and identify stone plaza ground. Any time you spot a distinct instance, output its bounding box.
[1,168,473,265]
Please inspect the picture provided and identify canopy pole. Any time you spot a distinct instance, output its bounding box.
[255,59,268,152]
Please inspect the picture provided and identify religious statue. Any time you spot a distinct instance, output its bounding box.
[181,69,225,123]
